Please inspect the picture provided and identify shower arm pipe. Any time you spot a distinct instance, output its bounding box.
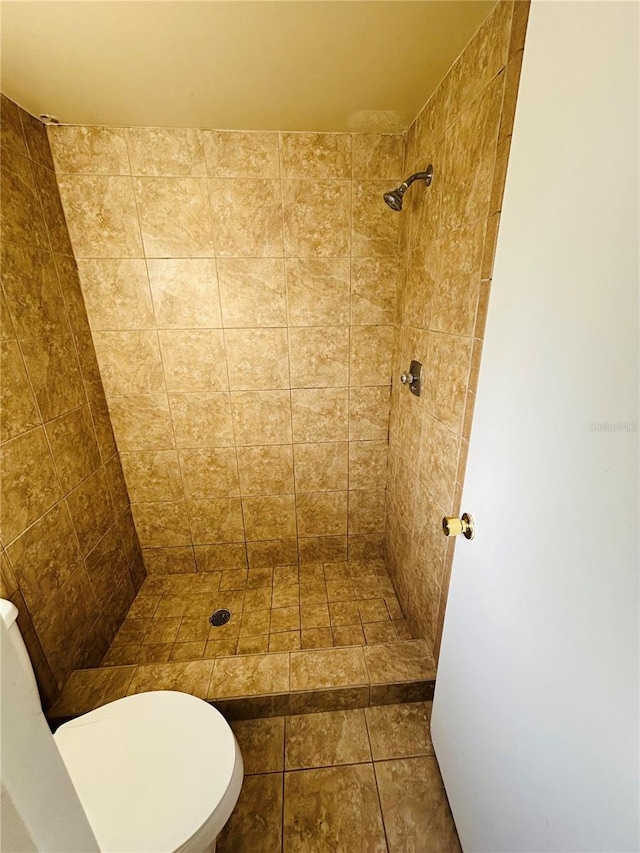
[399,170,432,192]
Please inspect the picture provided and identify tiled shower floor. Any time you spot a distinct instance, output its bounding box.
[101,559,414,667]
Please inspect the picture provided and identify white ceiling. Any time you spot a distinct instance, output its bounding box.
[0,1,494,132]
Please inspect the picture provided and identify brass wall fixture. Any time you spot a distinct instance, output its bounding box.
[442,513,475,540]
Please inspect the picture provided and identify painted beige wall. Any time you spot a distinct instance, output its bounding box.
[0,96,145,705]
[385,0,529,659]
[1,1,493,132]
[49,128,404,573]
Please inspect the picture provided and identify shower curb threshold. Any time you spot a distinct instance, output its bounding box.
[46,639,435,725]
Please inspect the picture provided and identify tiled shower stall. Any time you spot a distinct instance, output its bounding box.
[0,0,527,707]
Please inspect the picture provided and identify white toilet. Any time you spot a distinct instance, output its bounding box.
[0,599,243,853]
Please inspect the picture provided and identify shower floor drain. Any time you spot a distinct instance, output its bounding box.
[209,608,231,627]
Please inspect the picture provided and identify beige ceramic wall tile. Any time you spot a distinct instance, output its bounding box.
[0,243,66,339]
[178,448,239,499]
[56,175,143,258]
[398,327,429,384]
[299,535,347,564]
[282,180,351,257]
[231,391,292,446]
[0,341,40,442]
[290,388,349,443]
[105,454,130,517]
[430,223,484,337]
[157,330,228,392]
[143,546,196,575]
[0,427,61,544]
[187,498,244,544]
[293,443,348,492]
[64,467,114,556]
[0,98,27,160]
[288,327,349,388]
[126,128,206,176]
[33,167,73,257]
[352,134,405,180]
[1,149,49,252]
[349,441,388,490]
[20,334,85,421]
[441,78,504,235]
[22,112,61,170]
[93,331,165,395]
[131,501,191,548]
[349,387,390,441]
[73,331,105,402]
[77,259,155,330]
[242,495,296,541]
[350,325,394,386]
[33,565,100,683]
[147,259,221,328]
[6,502,81,614]
[286,258,350,326]
[400,247,433,330]
[217,259,286,328]
[418,414,460,513]
[296,491,348,537]
[350,258,399,325]
[348,490,386,534]
[45,405,101,492]
[19,270,61,371]
[425,332,472,433]
[237,445,294,496]
[203,131,280,178]
[120,450,184,502]
[52,254,90,335]
[279,133,351,179]
[0,96,27,156]
[490,134,513,214]
[10,113,42,167]
[406,86,444,175]
[225,328,289,390]
[247,539,297,569]
[194,542,247,572]
[106,395,174,451]
[168,392,234,448]
[352,181,401,257]
[446,0,512,124]
[133,177,215,258]
[49,126,129,175]
[209,179,283,257]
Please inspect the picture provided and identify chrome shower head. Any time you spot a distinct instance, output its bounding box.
[383,164,434,211]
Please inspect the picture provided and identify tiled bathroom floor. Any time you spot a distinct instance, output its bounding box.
[101,559,414,667]
[218,702,461,852]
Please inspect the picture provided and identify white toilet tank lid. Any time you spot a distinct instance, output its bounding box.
[0,599,19,627]
[54,690,240,853]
